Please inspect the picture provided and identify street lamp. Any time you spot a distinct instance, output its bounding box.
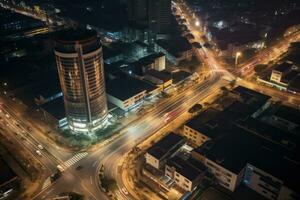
[235,51,242,67]
[195,20,200,27]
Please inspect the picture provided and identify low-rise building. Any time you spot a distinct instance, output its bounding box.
[192,121,300,200]
[40,96,67,128]
[155,37,193,65]
[182,86,271,146]
[182,109,220,146]
[165,156,206,191]
[126,53,166,76]
[269,105,300,132]
[106,75,159,111]
[257,62,300,92]
[144,69,172,91]
[137,52,166,72]
[270,62,293,84]
[231,86,271,118]
[145,133,185,170]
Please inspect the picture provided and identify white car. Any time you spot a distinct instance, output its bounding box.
[121,188,128,195]
[36,150,42,156]
[37,144,44,150]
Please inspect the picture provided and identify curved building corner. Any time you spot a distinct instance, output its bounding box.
[54,29,108,133]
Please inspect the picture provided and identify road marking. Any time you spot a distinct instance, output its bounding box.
[90,176,93,185]
[63,152,88,169]
[92,160,97,167]
[42,177,51,189]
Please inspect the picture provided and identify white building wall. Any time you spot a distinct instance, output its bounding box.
[182,125,210,146]
[107,90,146,111]
[205,159,239,191]
[244,164,282,200]
[154,55,166,71]
[145,152,160,169]
[174,172,193,191]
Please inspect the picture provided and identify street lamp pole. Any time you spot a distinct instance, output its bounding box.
[235,52,242,67]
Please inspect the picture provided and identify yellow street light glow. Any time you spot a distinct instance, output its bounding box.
[236,52,242,57]
[235,52,242,67]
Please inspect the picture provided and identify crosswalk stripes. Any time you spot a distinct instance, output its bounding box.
[42,177,51,189]
[64,152,88,168]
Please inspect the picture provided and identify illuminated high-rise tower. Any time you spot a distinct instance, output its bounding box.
[54,29,108,133]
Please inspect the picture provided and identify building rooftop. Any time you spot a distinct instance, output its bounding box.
[106,75,157,101]
[282,70,299,83]
[209,25,262,50]
[194,124,300,192]
[231,86,271,115]
[186,88,270,138]
[0,157,17,186]
[233,86,271,104]
[167,156,206,181]
[156,37,192,57]
[138,52,165,66]
[40,96,66,120]
[145,69,172,82]
[288,74,300,93]
[185,108,222,139]
[273,62,293,73]
[147,133,185,160]
[273,105,300,126]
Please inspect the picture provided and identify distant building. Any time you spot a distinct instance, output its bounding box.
[145,133,185,169]
[0,157,19,198]
[127,0,148,26]
[148,0,172,36]
[54,29,108,133]
[165,156,206,191]
[126,0,172,39]
[0,8,46,37]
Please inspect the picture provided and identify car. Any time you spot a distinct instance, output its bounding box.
[121,187,128,195]
[76,165,83,170]
[36,150,42,156]
[37,144,44,150]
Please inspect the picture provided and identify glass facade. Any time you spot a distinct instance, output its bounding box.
[55,30,108,133]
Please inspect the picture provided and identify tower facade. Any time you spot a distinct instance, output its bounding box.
[148,0,172,35]
[54,29,108,133]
